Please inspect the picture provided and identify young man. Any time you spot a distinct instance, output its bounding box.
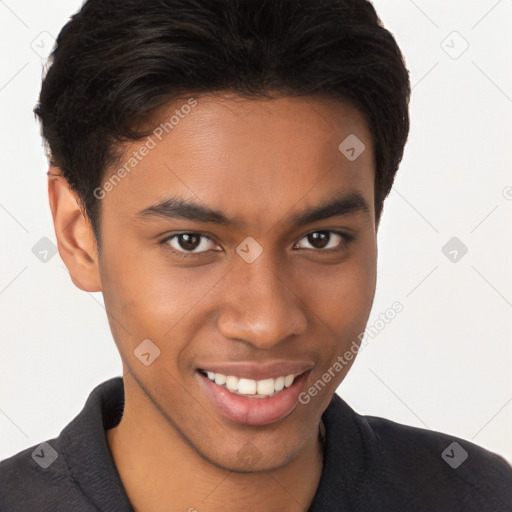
[1,0,511,510]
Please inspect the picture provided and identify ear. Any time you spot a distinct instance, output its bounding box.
[48,168,102,292]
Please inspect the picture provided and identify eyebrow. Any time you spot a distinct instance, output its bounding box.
[293,192,370,226]
[137,192,371,228]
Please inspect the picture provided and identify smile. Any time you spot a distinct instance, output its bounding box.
[197,367,312,426]
[199,370,299,398]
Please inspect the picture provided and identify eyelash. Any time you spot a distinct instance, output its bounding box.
[160,230,354,259]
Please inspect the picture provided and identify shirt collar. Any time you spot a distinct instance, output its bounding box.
[59,377,134,511]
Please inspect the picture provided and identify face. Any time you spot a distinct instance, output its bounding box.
[97,93,377,471]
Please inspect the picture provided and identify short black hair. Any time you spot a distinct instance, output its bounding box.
[35,0,410,244]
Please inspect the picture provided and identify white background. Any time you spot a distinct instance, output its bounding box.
[1,0,511,464]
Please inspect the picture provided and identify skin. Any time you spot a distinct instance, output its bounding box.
[48,93,377,512]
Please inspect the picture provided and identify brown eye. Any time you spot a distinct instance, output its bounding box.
[295,231,345,251]
[308,231,330,249]
[166,233,216,254]
[177,234,200,251]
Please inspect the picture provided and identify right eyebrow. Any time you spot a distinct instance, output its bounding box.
[137,196,232,225]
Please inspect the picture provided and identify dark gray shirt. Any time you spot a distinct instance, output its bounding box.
[1,377,511,511]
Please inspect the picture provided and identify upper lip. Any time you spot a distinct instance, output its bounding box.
[197,361,313,381]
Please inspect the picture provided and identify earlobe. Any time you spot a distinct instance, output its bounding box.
[48,168,102,292]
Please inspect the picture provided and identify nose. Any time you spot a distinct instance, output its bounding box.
[216,250,308,350]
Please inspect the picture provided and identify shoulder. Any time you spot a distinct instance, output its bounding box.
[0,377,126,512]
[319,394,512,511]
[361,413,512,510]
[0,438,94,512]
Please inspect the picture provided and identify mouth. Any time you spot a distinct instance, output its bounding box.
[196,368,311,426]
[198,369,300,398]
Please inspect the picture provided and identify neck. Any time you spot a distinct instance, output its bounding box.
[106,377,325,512]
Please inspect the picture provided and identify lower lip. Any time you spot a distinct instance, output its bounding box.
[198,371,310,426]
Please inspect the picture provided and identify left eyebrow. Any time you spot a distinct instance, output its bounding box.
[290,192,371,227]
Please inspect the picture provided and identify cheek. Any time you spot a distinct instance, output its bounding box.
[99,239,226,342]
[299,245,376,337]
[297,251,376,408]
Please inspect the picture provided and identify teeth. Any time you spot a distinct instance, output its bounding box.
[238,378,257,394]
[274,376,285,391]
[225,375,238,391]
[202,371,299,398]
[214,373,226,385]
[256,378,274,395]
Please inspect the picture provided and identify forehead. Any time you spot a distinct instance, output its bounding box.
[101,93,375,230]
